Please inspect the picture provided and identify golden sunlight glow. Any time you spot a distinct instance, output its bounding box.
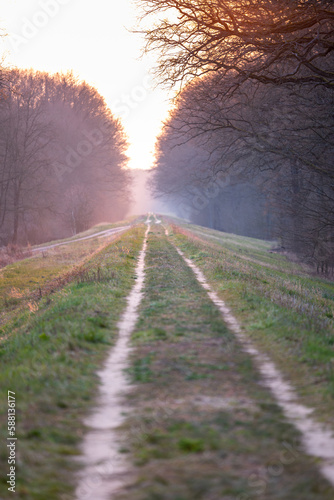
[0,0,170,170]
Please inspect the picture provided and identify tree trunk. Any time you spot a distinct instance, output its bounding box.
[12,187,20,244]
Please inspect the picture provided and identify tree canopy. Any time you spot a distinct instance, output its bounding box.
[144,1,334,272]
[137,0,334,90]
[0,69,131,245]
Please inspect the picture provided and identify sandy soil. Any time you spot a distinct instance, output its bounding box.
[174,243,334,488]
[74,220,150,500]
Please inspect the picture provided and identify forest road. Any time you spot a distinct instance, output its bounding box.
[31,225,131,253]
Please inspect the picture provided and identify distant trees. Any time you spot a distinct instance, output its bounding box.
[142,0,334,271]
[0,29,7,93]
[64,186,93,236]
[0,70,55,244]
[0,69,131,245]
[152,71,334,267]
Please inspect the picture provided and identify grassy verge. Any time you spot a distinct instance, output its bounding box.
[117,224,333,500]
[168,217,309,274]
[31,216,139,250]
[0,223,137,344]
[167,221,334,427]
[0,225,145,499]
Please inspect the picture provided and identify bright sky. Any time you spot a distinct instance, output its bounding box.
[0,0,171,170]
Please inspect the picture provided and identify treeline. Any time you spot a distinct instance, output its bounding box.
[0,69,130,245]
[141,0,334,272]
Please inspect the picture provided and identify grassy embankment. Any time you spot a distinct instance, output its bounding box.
[116,223,333,500]
[1,214,333,499]
[31,216,137,250]
[0,222,146,500]
[0,218,137,342]
[168,219,334,426]
[0,218,136,270]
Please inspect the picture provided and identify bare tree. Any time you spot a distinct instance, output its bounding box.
[0,70,55,243]
[137,0,334,91]
[64,186,93,235]
[0,69,131,245]
[152,70,334,269]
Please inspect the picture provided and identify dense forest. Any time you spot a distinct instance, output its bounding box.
[0,69,130,246]
[142,0,334,272]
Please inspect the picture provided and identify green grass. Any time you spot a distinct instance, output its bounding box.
[0,221,139,344]
[31,215,138,250]
[0,225,146,499]
[1,215,334,499]
[116,224,333,500]
[168,220,334,426]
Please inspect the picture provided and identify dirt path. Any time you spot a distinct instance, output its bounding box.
[32,225,131,253]
[174,243,334,488]
[74,220,150,500]
[164,220,334,487]
[73,216,334,499]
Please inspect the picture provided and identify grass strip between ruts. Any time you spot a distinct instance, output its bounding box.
[168,222,334,428]
[116,223,333,500]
